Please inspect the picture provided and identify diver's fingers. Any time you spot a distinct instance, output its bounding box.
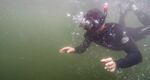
[109,68,116,72]
[67,48,75,53]
[105,65,114,70]
[101,57,113,63]
[59,47,75,54]
[106,66,116,72]
[59,47,70,53]
[105,62,115,69]
[104,61,116,72]
[105,61,114,67]
[105,66,116,72]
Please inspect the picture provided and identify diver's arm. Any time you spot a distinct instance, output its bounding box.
[59,33,91,54]
[59,37,91,54]
[116,38,142,69]
[75,37,91,53]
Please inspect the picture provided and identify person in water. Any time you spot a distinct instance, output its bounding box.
[59,3,150,72]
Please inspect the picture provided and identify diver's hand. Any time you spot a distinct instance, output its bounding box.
[59,46,75,54]
[100,57,116,72]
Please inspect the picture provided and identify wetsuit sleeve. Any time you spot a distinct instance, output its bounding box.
[74,35,91,54]
[116,36,142,69]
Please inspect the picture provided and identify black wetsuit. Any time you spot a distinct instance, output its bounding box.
[74,10,150,69]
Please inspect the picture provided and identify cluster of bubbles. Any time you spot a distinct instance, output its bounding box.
[66,11,85,24]
[66,11,86,45]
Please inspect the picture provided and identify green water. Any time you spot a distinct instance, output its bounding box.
[0,0,150,80]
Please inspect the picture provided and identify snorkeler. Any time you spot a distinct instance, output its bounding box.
[59,3,150,72]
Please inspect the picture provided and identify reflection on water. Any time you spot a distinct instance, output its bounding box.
[0,0,150,80]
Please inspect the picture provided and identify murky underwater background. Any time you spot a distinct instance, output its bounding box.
[0,0,150,80]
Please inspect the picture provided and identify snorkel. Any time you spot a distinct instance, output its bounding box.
[103,2,108,18]
[98,2,108,32]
